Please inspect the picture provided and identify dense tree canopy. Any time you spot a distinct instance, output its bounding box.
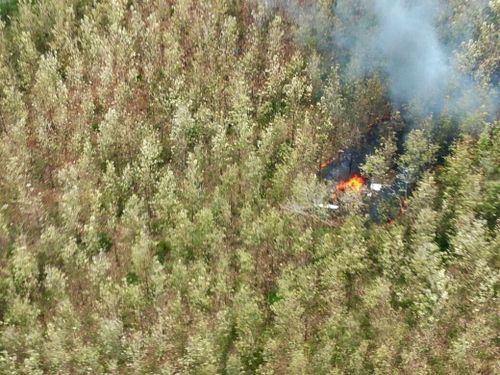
[0,1,498,374]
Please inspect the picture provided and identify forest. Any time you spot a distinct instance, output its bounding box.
[0,0,498,374]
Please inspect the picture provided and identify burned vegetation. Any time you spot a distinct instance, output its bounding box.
[0,1,498,374]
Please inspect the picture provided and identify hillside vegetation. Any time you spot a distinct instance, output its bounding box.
[0,1,498,374]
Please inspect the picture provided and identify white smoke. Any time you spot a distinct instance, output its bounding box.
[266,0,498,118]
[335,0,496,116]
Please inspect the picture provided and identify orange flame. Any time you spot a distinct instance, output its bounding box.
[335,175,365,193]
[320,158,333,169]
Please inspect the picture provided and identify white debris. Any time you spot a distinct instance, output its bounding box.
[315,203,340,210]
[370,183,383,192]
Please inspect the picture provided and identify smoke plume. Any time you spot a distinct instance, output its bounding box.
[268,0,498,118]
[343,0,496,116]
[339,1,450,105]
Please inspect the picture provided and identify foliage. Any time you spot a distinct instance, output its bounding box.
[0,0,497,374]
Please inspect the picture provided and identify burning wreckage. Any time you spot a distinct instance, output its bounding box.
[316,147,408,223]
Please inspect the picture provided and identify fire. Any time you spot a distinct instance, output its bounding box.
[335,175,365,193]
[320,158,333,169]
